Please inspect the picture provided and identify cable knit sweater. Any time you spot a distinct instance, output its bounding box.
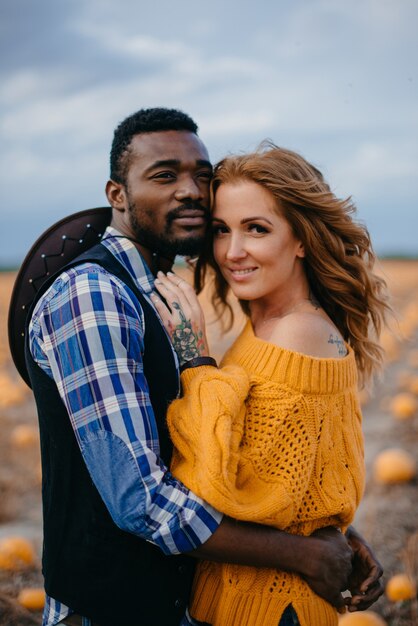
[167,320,365,626]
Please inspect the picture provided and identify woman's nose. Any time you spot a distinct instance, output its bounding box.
[226,235,246,260]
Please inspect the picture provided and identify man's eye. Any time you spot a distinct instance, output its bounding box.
[197,171,213,180]
[153,172,176,180]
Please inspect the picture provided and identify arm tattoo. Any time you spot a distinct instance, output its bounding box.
[328,333,348,356]
[170,302,206,366]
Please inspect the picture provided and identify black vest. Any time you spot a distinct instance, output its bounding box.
[25,244,196,626]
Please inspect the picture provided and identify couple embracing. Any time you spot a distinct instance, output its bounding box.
[12,107,388,626]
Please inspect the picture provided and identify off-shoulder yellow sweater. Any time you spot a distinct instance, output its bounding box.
[167,320,365,626]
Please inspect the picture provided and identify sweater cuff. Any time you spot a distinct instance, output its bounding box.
[180,365,217,390]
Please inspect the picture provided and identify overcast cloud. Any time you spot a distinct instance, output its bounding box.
[1,0,417,265]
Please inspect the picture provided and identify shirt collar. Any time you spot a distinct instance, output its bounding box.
[100,226,155,294]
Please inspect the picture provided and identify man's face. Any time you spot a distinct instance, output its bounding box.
[119,131,212,257]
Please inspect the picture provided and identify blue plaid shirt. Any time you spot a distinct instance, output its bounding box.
[29,227,222,626]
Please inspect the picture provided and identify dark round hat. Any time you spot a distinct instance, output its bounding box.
[8,206,112,387]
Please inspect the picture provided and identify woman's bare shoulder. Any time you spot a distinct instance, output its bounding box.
[268,312,348,358]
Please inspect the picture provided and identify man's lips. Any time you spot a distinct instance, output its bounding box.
[171,211,207,227]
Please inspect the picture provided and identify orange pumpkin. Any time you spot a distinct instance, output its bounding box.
[389,392,417,420]
[10,424,39,448]
[373,448,416,484]
[17,587,45,611]
[0,536,36,570]
[385,573,416,602]
[338,610,387,625]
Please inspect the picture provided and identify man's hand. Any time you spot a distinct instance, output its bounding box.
[301,527,353,609]
[344,526,384,612]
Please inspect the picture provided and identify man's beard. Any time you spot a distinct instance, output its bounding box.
[128,203,208,257]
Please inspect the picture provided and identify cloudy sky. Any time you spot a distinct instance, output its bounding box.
[1,0,417,266]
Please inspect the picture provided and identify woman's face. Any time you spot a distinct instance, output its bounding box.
[212,181,305,304]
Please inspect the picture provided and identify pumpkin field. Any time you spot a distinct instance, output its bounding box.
[0,260,417,626]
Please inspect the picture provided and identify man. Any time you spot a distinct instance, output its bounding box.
[25,108,382,626]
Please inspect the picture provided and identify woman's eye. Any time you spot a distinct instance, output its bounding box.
[248,223,268,234]
[212,225,228,236]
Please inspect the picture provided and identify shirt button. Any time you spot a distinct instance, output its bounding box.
[174,598,184,609]
[178,564,186,574]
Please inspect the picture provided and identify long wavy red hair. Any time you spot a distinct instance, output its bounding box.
[195,141,391,384]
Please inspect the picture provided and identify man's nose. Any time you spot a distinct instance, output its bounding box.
[174,176,203,201]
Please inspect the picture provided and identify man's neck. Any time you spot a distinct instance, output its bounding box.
[148,252,175,275]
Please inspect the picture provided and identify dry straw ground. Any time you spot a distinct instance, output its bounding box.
[0,260,417,625]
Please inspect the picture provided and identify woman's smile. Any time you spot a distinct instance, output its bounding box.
[226,266,258,279]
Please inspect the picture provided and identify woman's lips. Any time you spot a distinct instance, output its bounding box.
[226,267,258,281]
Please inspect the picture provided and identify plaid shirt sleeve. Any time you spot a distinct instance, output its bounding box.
[29,264,222,555]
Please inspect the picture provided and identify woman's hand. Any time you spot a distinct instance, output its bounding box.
[151,271,210,367]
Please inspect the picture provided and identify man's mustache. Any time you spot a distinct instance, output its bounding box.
[167,202,210,224]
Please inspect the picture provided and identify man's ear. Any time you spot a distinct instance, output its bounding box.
[106,179,127,212]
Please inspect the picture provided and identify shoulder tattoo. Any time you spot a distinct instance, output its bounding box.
[328,333,348,356]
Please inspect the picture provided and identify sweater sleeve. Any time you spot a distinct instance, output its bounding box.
[167,364,250,496]
[167,366,316,529]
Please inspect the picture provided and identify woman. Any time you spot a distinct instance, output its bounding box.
[151,142,389,626]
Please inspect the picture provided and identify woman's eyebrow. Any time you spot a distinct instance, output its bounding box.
[211,216,274,225]
[241,216,274,225]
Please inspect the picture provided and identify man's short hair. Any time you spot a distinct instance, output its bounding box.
[110,107,199,184]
